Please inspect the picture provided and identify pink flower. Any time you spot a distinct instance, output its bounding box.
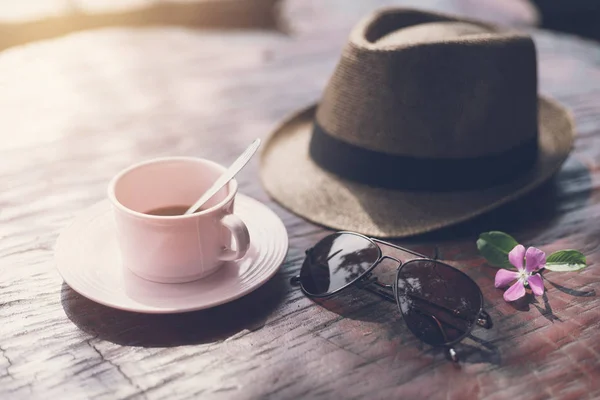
[495,244,546,302]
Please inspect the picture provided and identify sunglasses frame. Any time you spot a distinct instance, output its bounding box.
[293,231,492,362]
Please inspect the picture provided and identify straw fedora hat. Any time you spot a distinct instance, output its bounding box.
[260,7,575,238]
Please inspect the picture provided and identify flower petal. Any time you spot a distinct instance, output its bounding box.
[508,244,526,271]
[525,247,546,273]
[528,274,544,296]
[495,269,519,288]
[503,281,526,302]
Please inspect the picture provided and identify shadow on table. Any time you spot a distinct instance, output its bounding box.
[351,156,591,244]
[309,281,501,365]
[61,271,287,347]
[507,277,596,322]
[0,0,284,53]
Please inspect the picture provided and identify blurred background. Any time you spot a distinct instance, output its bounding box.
[0,0,598,54]
[0,0,598,156]
[529,0,600,41]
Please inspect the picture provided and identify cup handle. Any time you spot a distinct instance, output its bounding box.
[219,214,250,262]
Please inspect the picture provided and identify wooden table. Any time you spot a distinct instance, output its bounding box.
[1,1,599,399]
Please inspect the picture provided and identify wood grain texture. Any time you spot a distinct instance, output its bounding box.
[0,1,599,399]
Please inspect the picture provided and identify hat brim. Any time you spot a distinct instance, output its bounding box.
[259,96,574,238]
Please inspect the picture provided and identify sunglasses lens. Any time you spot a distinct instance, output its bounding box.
[300,233,380,296]
[396,260,482,346]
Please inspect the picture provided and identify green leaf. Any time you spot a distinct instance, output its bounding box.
[476,231,519,269]
[545,250,587,272]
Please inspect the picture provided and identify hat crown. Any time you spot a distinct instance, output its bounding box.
[261,7,574,238]
[315,8,539,159]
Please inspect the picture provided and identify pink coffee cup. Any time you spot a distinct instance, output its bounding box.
[107,156,250,284]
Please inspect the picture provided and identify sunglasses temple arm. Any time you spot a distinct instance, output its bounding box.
[406,293,492,328]
[477,310,493,329]
[367,285,465,338]
[411,309,460,363]
[363,259,477,322]
[365,282,466,330]
[364,275,492,330]
[360,282,468,363]
[362,284,461,362]
[359,282,397,304]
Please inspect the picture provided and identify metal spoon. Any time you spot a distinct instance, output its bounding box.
[184,138,261,215]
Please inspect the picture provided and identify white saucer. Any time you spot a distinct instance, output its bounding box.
[54,194,288,314]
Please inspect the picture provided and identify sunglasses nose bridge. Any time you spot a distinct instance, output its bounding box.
[369,255,402,289]
[382,255,401,264]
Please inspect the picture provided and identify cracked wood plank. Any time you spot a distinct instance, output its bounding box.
[0,1,599,399]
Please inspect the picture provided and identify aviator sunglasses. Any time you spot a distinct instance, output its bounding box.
[290,231,492,362]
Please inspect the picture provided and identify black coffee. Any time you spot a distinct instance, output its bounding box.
[145,205,200,216]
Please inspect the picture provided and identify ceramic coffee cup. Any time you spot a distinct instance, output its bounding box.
[107,156,250,284]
